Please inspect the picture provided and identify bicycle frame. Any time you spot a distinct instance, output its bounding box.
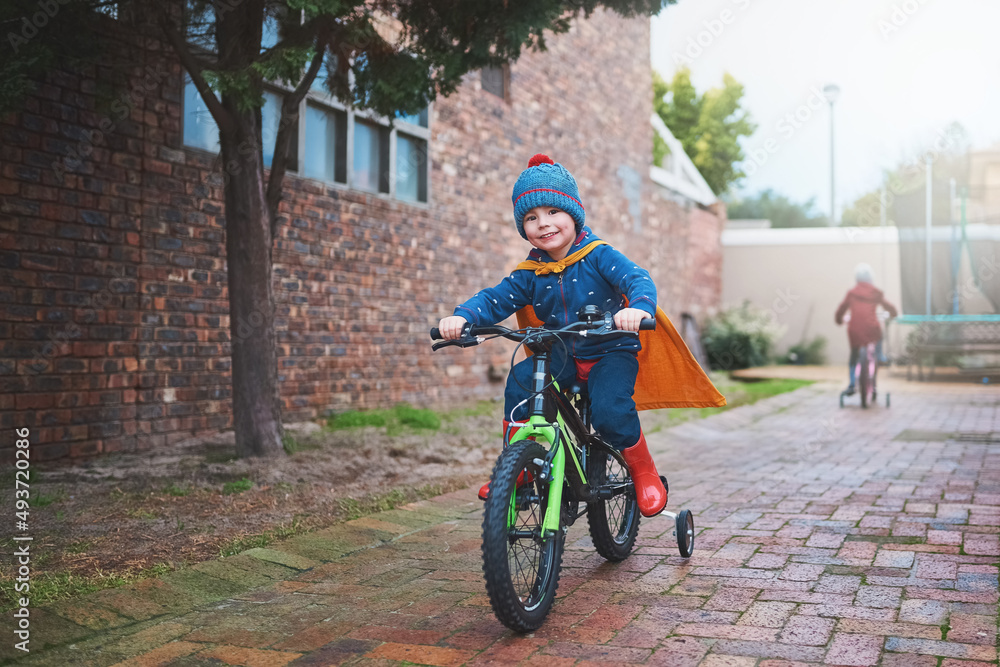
[506,345,626,536]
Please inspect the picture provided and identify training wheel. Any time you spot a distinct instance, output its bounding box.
[676,509,694,558]
[839,392,844,408]
[886,392,891,408]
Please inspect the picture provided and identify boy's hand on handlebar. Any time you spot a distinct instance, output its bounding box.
[438,315,469,340]
[614,308,651,332]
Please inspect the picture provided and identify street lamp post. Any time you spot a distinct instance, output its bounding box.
[822,84,840,225]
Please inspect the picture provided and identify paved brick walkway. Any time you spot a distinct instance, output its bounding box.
[6,379,999,666]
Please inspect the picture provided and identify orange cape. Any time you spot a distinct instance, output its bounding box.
[514,242,726,410]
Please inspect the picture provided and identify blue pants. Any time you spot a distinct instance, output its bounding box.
[504,349,641,450]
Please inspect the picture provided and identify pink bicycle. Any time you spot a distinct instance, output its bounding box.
[840,341,890,409]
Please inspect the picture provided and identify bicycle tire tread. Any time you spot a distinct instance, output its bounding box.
[481,440,563,632]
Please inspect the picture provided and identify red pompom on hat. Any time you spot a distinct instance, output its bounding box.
[527,154,554,168]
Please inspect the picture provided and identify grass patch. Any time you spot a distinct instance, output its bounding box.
[164,484,190,497]
[222,478,253,495]
[65,540,93,555]
[327,403,441,434]
[0,562,174,614]
[218,515,309,557]
[28,489,65,508]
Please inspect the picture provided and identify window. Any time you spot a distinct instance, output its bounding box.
[303,103,346,183]
[183,80,295,170]
[481,64,509,101]
[182,51,431,203]
[183,77,219,153]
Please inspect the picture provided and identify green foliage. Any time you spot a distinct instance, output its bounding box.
[702,302,786,370]
[327,403,441,432]
[840,122,969,228]
[725,189,829,228]
[165,484,190,497]
[0,562,174,614]
[222,478,253,495]
[653,67,756,194]
[0,0,115,114]
[783,336,827,365]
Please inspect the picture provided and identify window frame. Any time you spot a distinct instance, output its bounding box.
[181,54,432,206]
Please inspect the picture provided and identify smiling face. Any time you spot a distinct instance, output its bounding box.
[522,206,577,261]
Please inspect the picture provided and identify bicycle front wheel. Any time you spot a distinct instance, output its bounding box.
[481,440,564,632]
[586,447,640,562]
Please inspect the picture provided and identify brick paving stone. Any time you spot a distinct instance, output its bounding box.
[709,639,825,662]
[873,550,915,568]
[885,638,998,662]
[109,641,203,667]
[946,613,998,645]
[779,563,826,581]
[806,533,846,549]
[927,529,964,545]
[898,599,949,625]
[855,585,903,608]
[836,618,942,639]
[747,552,789,569]
[365,642,476,666]
[737,601,796,628]
[939,661,997,667]
[647,636,713,667]
[915,559,958,579]
[704,588,760,612]
[675,623,779,641]
[880,654,938,667]
[698,656,758,667]
[196,645,303,666]
[838,541,878,563]
[779,615,835,646]
[814,574,862,594]
[825,632,882,666]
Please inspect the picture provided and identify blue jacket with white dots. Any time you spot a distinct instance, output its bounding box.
[454,227,657,359]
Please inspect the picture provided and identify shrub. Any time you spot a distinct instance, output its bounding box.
[784,336,827,365]
[703,301,786,370]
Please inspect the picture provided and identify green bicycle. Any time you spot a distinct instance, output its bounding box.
[431,307,695,631]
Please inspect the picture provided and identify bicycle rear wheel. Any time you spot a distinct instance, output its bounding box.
[586,446,640,562]
[481,440,563,632]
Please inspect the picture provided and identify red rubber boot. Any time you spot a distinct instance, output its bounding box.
[621,432,667,517]
[479,421,532,500]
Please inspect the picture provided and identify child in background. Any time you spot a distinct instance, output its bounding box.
[835,263,898,394]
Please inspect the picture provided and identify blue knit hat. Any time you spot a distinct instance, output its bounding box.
[511,154,586,239]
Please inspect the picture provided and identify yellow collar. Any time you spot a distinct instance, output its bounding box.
[514,240,608,276]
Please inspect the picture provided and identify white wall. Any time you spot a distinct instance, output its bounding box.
[721,226,905,365]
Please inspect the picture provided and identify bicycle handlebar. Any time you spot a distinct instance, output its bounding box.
[430,313,655,351]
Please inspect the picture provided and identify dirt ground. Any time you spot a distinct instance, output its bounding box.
[2,406,508,606]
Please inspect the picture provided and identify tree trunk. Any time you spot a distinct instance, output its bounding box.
[219,112,284,458]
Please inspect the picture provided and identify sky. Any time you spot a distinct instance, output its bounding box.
[650,0,1000,219]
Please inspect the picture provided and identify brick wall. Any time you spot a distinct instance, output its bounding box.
[0,9,723,462]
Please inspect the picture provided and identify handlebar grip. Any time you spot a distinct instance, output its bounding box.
[639,318,656,331]
[430,328,442,340]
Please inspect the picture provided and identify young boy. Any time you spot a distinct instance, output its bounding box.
[437,154,668,517]
[835,263,898,394]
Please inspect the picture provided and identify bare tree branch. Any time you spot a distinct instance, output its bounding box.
[266,36,330,234]
[159,16,235,137]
